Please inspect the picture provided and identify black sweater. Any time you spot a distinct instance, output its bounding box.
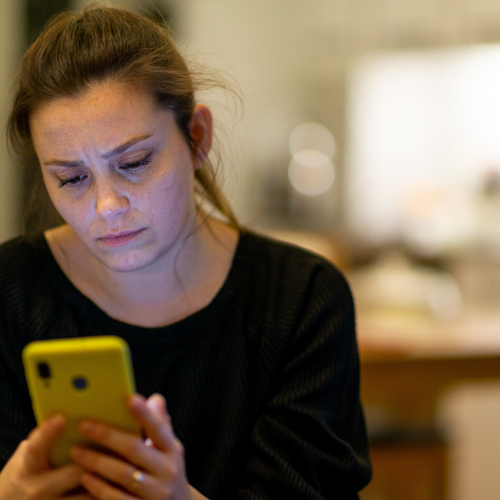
[0,231,371,499]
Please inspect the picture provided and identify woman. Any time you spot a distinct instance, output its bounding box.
[0,5,371,499]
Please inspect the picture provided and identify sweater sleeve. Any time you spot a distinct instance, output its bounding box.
[235,262,372,499]
[0,238,45,467]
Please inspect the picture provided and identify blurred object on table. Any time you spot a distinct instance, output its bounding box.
[349,250,462,320]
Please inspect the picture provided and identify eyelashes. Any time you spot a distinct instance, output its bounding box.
[58,174,87,188]
[57,153,153,189]
[119,153,152,171]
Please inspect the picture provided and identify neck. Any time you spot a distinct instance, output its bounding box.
[46,218,239,327]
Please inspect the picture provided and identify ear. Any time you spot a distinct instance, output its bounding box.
[189,104,213,170]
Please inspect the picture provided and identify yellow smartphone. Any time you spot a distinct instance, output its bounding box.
[22,335,140,467]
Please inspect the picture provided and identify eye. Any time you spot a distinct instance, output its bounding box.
[119,153,152,171]
[58,175,88,188]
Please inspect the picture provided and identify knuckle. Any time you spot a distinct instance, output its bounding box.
[68,464,82,483]
[125,437,144,457]
[94,423,112,441]
[12,469,29,487]
[165,461,181,480]
[14,441,42,476]
[24,483,46,500]
[160,484,173,498]
[16,439,31,460]
[18,439,36,458]
[172,438,185,457]
[81,474,107,499]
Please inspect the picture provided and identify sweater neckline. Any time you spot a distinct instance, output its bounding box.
[32,230,246,338]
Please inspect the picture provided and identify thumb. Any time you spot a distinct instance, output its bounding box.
[24,414,66,471]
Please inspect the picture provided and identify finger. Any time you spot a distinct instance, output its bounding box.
[72,446,147,496]
[37,463,86,497]
[73,445,164,499]
[23,414,66,471]
[7,460,86,499]
[61,485,97,500]
[77,417,156,471]
[128,394,179,453]
[145,393,168,418]
[66,493,97,500]
[79,459,174,500]
[80,471,136,500]
[71,424,183,489]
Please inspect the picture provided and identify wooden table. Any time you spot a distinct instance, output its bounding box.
[360,352,500,431]
[357,311,500,500]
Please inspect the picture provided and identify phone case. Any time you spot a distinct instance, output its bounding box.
[22,336,139,467]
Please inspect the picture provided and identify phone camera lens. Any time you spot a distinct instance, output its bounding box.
[73,377,87,390]
[37,362,51,379]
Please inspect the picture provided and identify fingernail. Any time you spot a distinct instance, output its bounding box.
[153,393,166,406]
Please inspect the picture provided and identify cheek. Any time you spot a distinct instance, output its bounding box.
[45,186,93,231]
[55,201,93,231]
[147,166,195,217]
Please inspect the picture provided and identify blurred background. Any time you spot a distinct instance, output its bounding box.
[3,0,500,498]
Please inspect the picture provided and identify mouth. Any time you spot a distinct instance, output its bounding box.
[98,229,145,248]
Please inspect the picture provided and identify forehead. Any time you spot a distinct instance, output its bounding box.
[29,81,168,153]
[32,81,156,126]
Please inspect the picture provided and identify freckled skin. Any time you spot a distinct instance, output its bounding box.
[3,80,231,500]
[30,81,201,274]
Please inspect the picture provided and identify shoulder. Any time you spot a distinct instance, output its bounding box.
[237,230,345,271]
[0,233,58,336]
[0,234,44,283]
[0,234,56,378]
[228,231,355,356]
[234,230,353,303]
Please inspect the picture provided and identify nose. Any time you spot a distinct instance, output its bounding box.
[95,179,129,219]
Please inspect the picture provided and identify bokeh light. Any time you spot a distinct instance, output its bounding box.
[288,122,336,158]
[287,122,336,197]
[288,151,335,196]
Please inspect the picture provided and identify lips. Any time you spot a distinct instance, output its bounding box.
[98,229,145,248]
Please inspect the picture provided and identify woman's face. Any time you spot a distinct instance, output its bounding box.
[30,81,210,273]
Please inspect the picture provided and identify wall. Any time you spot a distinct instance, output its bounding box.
[0,0,24,242]
[173,0,500,231]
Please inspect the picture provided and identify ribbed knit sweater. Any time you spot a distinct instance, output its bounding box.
[0,231,371,499]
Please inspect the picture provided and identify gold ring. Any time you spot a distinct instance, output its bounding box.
[130,469,145,492]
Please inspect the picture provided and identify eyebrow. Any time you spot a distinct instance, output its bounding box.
[42,134,153,167]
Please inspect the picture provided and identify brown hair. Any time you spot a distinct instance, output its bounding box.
[8,4,239,233]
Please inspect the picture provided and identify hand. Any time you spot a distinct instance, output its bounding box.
[0,414,95,499]
[71,393,206,499]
